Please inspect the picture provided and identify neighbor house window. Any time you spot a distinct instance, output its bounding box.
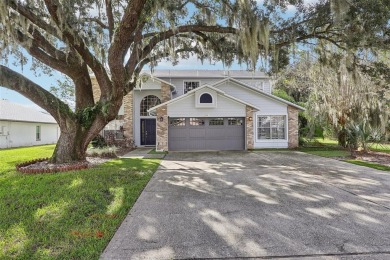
[184,81,200,94]
[228,118,243,126]
[257,116,286,140]
[170,118,186,126]
[190,118,205,126]
[209,118,224,126]
[36,126,41,141]
[140,95,161,116]
[199,93,213,103]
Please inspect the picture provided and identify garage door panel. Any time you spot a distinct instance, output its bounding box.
[169,140,188,150]
[188,140,206,150]
[189,128,206,138]
[169,117,244,151]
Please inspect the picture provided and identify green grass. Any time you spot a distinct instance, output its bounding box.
[148,149,168,154]
[346,160,390,171]
[0,145,160,259]
[369,143,390,154]
[298,147,351,158]
[299,138,390,171]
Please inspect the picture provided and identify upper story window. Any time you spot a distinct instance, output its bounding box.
[199,93,213,103]
[184,81,200,94]
[140,95,161,116]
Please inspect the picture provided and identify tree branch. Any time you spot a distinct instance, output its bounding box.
[43,0,113,99]
[108,0,147,93]
[0,65,74,124]
[141,25,238,59]
[83,17,109,29]
[105,0,115,40]
[5,0,61,40]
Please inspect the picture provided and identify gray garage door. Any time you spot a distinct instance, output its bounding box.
[168,117,245,151]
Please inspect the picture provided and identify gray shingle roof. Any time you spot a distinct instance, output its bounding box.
[146,70,268,78]
[0,100,57,124]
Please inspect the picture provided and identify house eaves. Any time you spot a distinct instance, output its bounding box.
[138,72,176,92]
[148,84,261,113]
[213,77,305,111]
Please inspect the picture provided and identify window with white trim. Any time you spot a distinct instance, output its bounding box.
[184,81,200,94]
[36,125,41,141]
[140,95,161,116]
[257,116,286,140]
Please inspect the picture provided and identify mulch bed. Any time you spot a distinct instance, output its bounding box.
[16,147,135,174]
[16,157,110,174]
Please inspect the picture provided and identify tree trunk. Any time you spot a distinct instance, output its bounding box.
[50,117,107,163]
[50,123,88,163]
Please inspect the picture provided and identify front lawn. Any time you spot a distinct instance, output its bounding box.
[299,138,390,171]
[346,160,390,171]
[0,145,160,259]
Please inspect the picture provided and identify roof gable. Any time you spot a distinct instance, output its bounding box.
[213,78,305,111]
[148,84,260,112]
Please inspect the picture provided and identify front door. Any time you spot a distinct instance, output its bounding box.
[140,119,156,146]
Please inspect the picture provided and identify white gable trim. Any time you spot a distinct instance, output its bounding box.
[148,84,260,112]
[213,77,305,111]
[137,72,176,91]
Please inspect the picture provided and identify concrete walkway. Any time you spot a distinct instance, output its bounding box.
[120,148,152,158]
[102,151,390,260]
[120,148,165,159]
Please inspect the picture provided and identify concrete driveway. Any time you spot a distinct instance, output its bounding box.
[101,151,390,260]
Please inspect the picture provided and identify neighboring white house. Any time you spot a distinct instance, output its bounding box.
[92,70,304,151]
[0,100,60,148]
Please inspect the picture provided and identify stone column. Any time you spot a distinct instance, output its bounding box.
[246,106,255,150]
[123,91,133,140]
[161,83,171,103]
[156,105,168,151]
[288,105,299,148]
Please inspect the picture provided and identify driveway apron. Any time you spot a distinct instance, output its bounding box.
[101,151,390,260]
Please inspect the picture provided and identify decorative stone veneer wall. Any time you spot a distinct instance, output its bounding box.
[123,91,133,140]
[156,105,168,151]
[288,105,299,148]
[161,83,171,103]
[246,106,255,150]
[91,77,134,140]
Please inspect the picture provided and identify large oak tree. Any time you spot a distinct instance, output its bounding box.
[0,0,389,163]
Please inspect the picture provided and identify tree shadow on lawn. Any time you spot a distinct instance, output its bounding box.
[0,158,160,259]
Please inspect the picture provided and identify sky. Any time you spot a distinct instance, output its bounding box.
[0,0,319,109]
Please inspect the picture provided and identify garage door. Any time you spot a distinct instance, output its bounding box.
[168,117,245,151]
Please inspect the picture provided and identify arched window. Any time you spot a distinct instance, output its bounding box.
[200,93,213,103]
[140,95,161,116]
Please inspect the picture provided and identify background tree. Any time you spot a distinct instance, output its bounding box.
[1,0,389,163]
[275,48,389,147]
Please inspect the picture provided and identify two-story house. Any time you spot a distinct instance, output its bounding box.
[92,70,304,151]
